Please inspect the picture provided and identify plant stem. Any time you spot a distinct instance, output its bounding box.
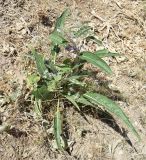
[53,52,57,64]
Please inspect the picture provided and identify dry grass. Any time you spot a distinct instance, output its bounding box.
[0,0,146,159]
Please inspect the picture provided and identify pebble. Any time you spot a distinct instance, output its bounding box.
[116,56,128,63]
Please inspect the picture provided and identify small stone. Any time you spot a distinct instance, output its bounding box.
[21,28,27,35]
[128,70,137,77]
[116,56,128,63]
[108,84,119,91]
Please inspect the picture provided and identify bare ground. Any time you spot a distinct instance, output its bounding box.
[0,0,146,159]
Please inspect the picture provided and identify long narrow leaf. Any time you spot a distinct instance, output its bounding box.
[27,74,40,87]
[74,26,92,38]
[65,95,80,111]
[54,100,64,150]
[83,92,140,140]
[32,50,48,76]
[95,49,120,58]
[86,36,102,46]
[80,52,112,74]
[56,64,72,74]
[50,31,68,46]
[67,76,86,87]
[34,98,42,118]
[32,85,50,100]
[55,9,69,31]
[77,96,93,107]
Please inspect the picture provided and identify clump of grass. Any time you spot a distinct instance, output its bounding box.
[27,9,140,150]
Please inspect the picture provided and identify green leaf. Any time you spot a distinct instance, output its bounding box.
[45,61,57,74]
[83,92,140,140]
[74,25,92,38]
[72,62,85,71]
[34,98,42,118]
[32,85,50,100]
[56,64,72,74]
[51,44,60,55]
[47,80,57,92]
[95,49,120,58]
[80,52,112,74]
[27,74,40,87]
[86,36,102,46]
[54,100,65,150]
[55,9,69,31]
[54,74,62,82]
[47,78,61,92]
[50,31,68,46]
[32,50,48,76]
[77,96,93,107]
[65,95,80,111]
[67,76,86,87]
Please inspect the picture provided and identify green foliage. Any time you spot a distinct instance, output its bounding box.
[32,50,48,77]
[80,51,112,74]
[86,36,102,46]
[95,49,120,58]
[34,98,42,118]
[32,85,51,100]
[54,100,66,150]
[55,9,69,32]
[83,92,140,140]
[27,74,40,88]
[74,25,92,38]
[28,9,140,150]
[49,31,68,47]
[65,95,80,111]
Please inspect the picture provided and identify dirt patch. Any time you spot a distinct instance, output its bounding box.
[0,0,146,159]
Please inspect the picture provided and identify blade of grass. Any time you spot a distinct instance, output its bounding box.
[95,49,120,58]
[32,50,48,76]
[54,100,64,150]
[49,31,68,46]
[83,92,140,140]
[65,95,80,111]
[77,96,93,107]
[74,25,92,38]
[34,98,42,118]
[80,51,112,74]
[86,36,102,46]
[55,9,69,31]
[67,76,86,87]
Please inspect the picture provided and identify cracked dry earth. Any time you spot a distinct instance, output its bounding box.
[0,0,146,160]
